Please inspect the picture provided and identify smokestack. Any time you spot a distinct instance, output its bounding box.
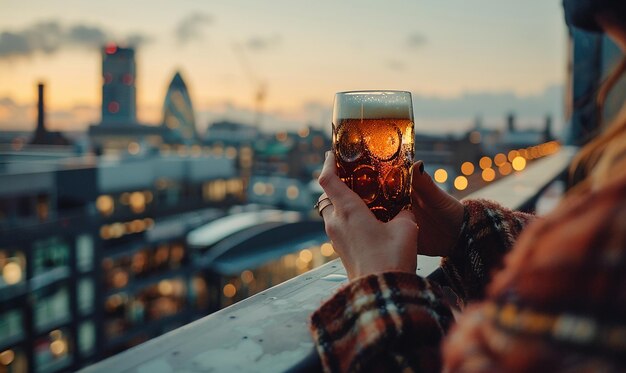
[544,114,553,141]
[37,82,45,132]
[506,112,515,133]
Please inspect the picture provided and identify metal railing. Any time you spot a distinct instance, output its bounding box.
[81,147,577,373]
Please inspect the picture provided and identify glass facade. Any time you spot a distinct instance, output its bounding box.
[162,72,197,144]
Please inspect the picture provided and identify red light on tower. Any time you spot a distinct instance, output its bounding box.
[108,101,120,113]
[105,43,118,55]
[122,74,134,85]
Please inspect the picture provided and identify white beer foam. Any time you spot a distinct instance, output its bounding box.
[335,91,413,120]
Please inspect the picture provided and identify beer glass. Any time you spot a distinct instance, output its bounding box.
[332,90,414,222]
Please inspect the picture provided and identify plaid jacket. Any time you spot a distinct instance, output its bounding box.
[309,199,533,372]
[311,177,626,372]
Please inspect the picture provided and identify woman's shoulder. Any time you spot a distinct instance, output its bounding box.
[487,172,626,318]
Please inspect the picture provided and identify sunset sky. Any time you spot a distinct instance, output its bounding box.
[0,0,567,134]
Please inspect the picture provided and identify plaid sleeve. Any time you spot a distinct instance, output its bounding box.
[310,272,454,373]
[440,199,534,302]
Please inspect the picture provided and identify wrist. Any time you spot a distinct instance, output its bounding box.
[351,258,417,280]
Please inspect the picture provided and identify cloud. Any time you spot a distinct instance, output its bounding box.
[407,32,427,49]
[66,24,108,47]
[175,13,213,45]
[0,20,150,60]
[125,33,152,47]
[245,35,281,51]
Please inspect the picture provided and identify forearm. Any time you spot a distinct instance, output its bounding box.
[310,272,454,373]
[440,199,534,301]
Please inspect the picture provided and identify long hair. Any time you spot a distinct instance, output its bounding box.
[569,55,626,193]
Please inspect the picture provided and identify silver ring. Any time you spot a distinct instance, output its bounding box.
[314,194,333,217]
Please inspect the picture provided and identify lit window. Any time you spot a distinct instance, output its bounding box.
[469,131,481,144]
[298,127,310,138]
[286,185,299,200]
[225,147,237,159]
[128,142,141,155]
[129,192,146,213]
[241,270,254,284]
[223,283,236,298]
[96,195,114,216]
[2,261,22,285]
[79,322,96,356]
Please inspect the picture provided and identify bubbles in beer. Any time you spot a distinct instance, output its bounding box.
[363,122,401,161]
[353,164,379,204]
[336,162,352,188]
[337,121,364,162]
[383,167,405,200]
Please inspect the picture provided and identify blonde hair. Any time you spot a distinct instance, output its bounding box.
[569,56,626,193]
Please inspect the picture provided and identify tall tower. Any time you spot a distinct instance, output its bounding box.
[162,71,197,143]
[101,43,136,125]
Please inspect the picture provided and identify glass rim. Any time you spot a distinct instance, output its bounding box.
[335,90,411,96]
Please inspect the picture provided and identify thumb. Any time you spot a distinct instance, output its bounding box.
[410,161,449,206]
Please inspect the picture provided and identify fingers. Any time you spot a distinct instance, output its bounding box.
[318,152,362,209]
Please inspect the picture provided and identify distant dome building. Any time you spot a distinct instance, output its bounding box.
[162,71,197,143]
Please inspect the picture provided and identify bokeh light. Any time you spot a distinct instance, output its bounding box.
[482,168,496,182]
[434,169,448,183]
[461,162,475,176]
[454,176,468,191]
[512,156,527,171]
[479,156,492,170]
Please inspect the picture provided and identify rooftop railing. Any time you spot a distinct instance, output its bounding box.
[81,147,577,373]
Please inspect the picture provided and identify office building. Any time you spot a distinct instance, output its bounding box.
[101,44,136,126]
[162,72,197,144]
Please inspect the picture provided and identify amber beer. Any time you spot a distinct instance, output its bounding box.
[332,91,414,222]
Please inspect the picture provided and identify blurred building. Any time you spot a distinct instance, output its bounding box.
[204,121,259,146]
[0,150,244,371]
[253,126,329,180]
[566,28,626,145]
[162,72,198,144]
[101,44,136,125]
[89,44,168,153]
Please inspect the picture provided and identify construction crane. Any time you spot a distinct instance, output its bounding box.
[232,43,267,129]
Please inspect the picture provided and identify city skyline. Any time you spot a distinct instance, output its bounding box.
[0,0,567,134]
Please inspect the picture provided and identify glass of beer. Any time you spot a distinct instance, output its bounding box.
[332,90,414,222]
